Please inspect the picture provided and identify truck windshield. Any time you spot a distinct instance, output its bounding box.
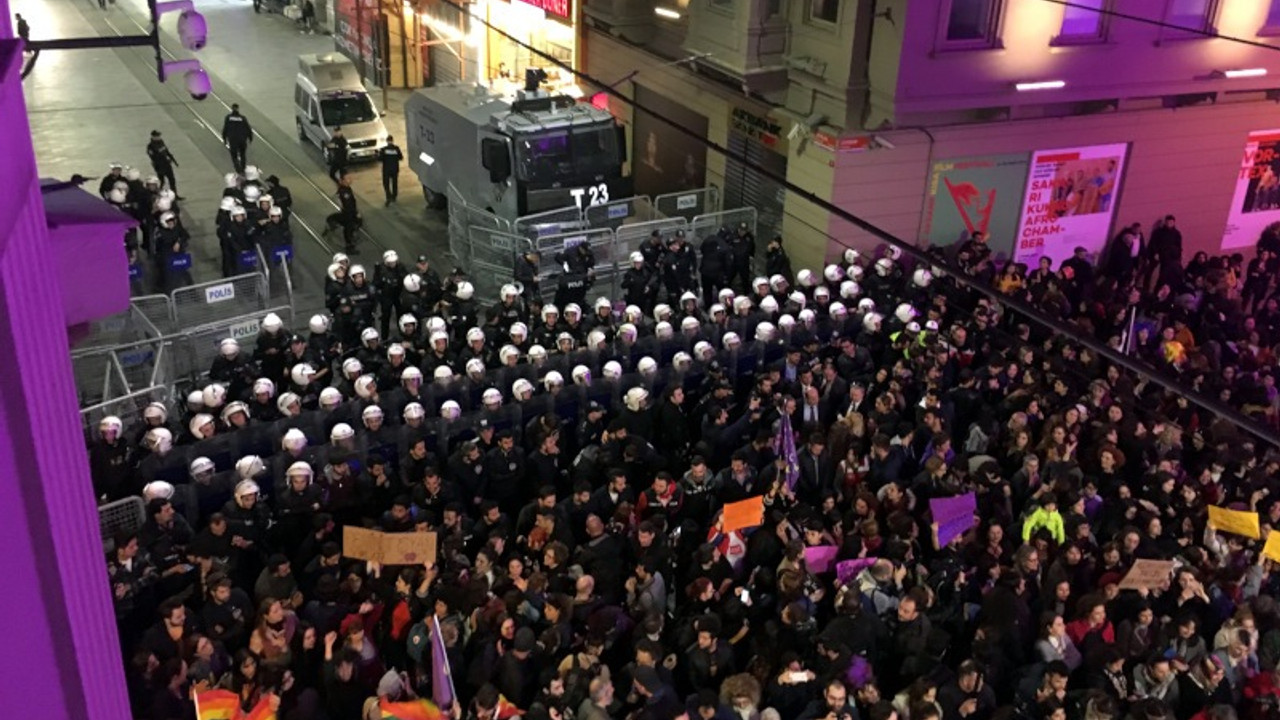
[514,125,619,184]
[320,94,378,127]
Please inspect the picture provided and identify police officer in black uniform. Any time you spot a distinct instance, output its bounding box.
[327,127,349,184]
[221,104,253,175]
[554,264,593,310]
[146,130,182,198]
[325,171,361,254]
[378,135,403,205]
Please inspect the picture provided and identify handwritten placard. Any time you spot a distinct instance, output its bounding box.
[344,526,437,565]
[722,496,765,533]
[1117,559,1175,591]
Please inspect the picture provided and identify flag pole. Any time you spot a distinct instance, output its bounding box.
[432,615,457,709]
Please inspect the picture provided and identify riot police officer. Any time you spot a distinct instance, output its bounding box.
[374,250,407,337]
[146,130,181,198]
[221,103,253,174]
[378,136,403,205]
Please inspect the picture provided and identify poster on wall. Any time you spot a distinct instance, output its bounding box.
[632,84,709,199]
[921,153,1029,258]
[333,0,381,84]
[1222,129,1280,250]
[1012,143,1128,267]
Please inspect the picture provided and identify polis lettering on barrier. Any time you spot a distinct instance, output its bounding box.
[205,283,237,303]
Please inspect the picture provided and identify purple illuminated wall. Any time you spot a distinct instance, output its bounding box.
[0,17,131,720]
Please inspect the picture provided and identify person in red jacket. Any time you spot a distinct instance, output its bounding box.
[1066,594,1116,660]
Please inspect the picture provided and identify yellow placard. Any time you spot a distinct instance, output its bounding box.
[1208,505,1261,539]
[1264,531,1280,563]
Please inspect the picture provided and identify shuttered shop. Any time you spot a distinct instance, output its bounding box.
[724,107,788,243]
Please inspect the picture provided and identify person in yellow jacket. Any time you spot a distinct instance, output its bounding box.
[1022,494,1066,544]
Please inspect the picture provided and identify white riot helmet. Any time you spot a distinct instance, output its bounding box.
[350,264,367,281]
[894,303,916,323]
[235,455,266,479]
[221,401,250,425]
[624,387,649,412]
[404,402,426,420]
[630,251,644,265]
[428,331,449,350]
[824,264,845,283]
[798,309,816,325]
[482,388,503,409]
[753,277,769,293]
[330,423,355,442]
[466,358,486,378]
[572,365,591,386]
[186,390,204,411]
[403,274,422,293]
[382,249,399,265]
[143,481,175,503]
[253,378,276,398]
[830,302,848,318]
[281,428,308,452]
[159,211,177,226]
[455,282,474,300]
[565,303,582,320]
[333,252,350,267]
[655,322,673,340]
[244,165,261,182]
[638,357,658,376]
[843,248,860,265]
[778,314,796,330]
[813,286,831,301]
[733,296,752,313]
[653,304,671,323]
[602,361,623,380]
[319,387,344,410]
[146,427,174,454]
[155,197,173,213]
[710,304,726,318]
[841,281,860,299]
[269,206,283,218]
[401,366,424,386]
[276,392,301,414]
[466,327,485,344]
[99,416,124,440]
[291,363,316,386]
[509,322,528,341]
[587,330,607,350]
[789,291,807,309]
[847,265,864,282]
[760,296,779,315]
[673,352,693,372]
[361,327,380,345]
[679,291,698,307]
[528,345,547,362]
[681,316,701,334]
[874,258,893,277]
[202,383,227,409]
[499,345,520,365]
[694,341,714,361]
[243,185,261,203]
[722,332,741,349]
[286,461,313,485]
[261,312,283,333]
[796,269,816,288]
[595,296,612,312]
[362,405,384,427]
[501,284,518,301]
[126,167,141,182]
[912,268,933,288]
[756,321,776,342]
[400,314,419,334]
[387,343,405,360]
[857,298,877,313]
[224,172,240,189]
[433,366,454,384]
[234,479,260,502]
[718,288,736,305]
[542,304,559,323]
[544,370,565,389]
[219,196,237,212]
[341,358,363,377]
[512,379,535,400]
[108,187,127,204]
[441,400,462,420]
[426,317,447,336]
[354,375,378,399]
[189,414,216,439]
[863,312,884,333]
[624,306,643,323]
[190,456,216,479]
[770,275,788,293]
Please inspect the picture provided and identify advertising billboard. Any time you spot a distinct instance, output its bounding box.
[1013,143,1128,267]
[1222,129,1280,250]
[921,153,1029,258]
[632,84,709,199]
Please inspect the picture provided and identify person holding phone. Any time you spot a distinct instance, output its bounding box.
[937,661,997,720]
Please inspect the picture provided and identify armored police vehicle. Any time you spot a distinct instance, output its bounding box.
[405,71,630,220]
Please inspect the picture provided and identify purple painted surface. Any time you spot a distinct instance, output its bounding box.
[0,17,131,720]
[42,180,135,326]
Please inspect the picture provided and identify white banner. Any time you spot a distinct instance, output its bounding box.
[1222,129,1280,250]
[1013,143,1128,267]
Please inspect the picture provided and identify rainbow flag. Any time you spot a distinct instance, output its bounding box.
[380,698,445,720]
[243,695,278,720]
[195,689,241,720]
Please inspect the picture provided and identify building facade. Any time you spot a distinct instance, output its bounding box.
[582,0,1280,271]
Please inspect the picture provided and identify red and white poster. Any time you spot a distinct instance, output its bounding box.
[1013,143,1128,267]
[1222,129,1280,250]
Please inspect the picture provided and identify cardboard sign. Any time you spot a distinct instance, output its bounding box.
[1117,559,1176,590]
[1263,531,1280,563]
[803,545,838,574]
[1209,505,1261,539]
[722,496,764,533]
[343,526,437,565]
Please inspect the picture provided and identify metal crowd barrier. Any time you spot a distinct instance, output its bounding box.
[80,385,170,445]
[99,497,146,552]
[169,305,296,384]
[170,272,270,330]
[655,187,721,221]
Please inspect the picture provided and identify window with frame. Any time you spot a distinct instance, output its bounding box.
[807,0,838,24]
[1165,0,1216,35]
[1056,0,1107,42]
[944,0,1001,46]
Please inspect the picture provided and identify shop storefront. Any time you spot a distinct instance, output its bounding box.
[725,106,788,244]
[419,0,581,93]
[333,0,422,88]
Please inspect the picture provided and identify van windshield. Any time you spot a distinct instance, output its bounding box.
[320,93,378,127]
[513,124,620,184]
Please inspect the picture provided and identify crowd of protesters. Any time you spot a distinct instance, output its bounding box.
[87,210,1280,720]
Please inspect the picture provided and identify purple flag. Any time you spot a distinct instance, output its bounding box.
[930,492,977,547]
[836,557,878,586]
[804,545,839,573]
[775,413,800,492]
[431,615,456,709]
